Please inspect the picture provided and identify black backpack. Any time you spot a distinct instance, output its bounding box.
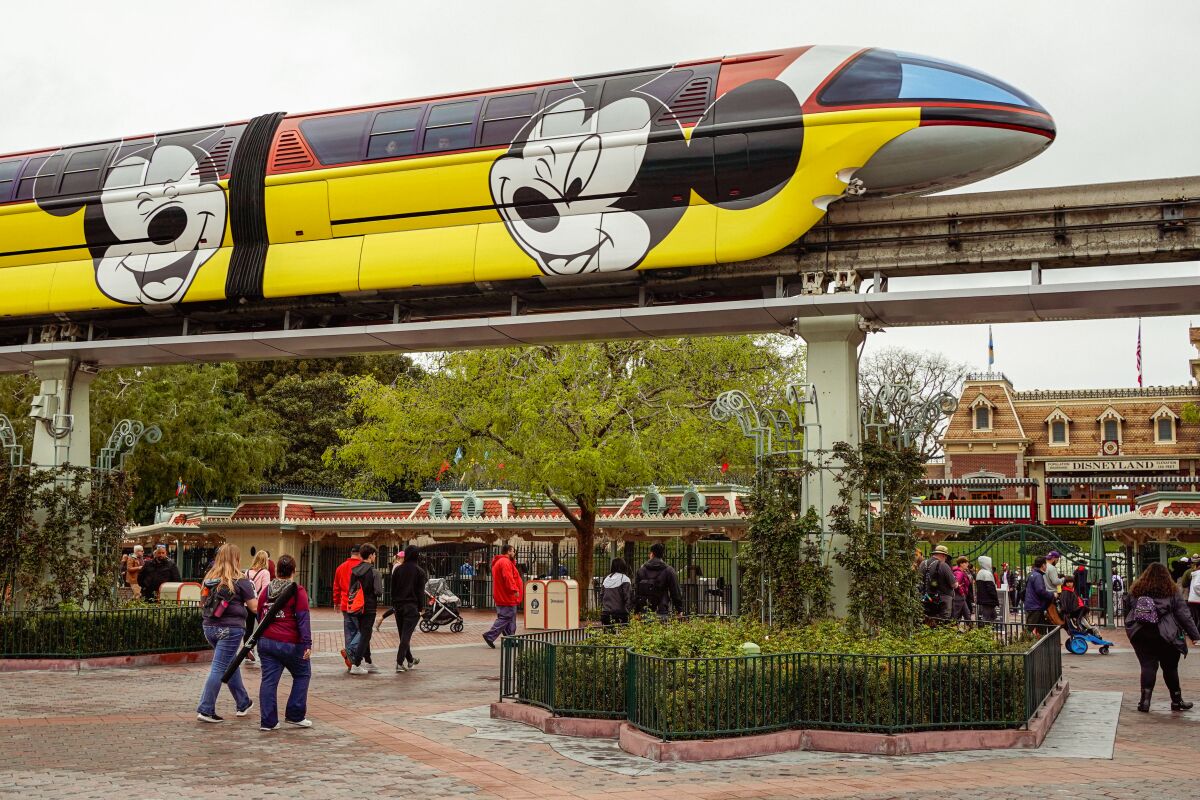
[200,579,234,621]
[919,558,944,600]
[634,567,668,613]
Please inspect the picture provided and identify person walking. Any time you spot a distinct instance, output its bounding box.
[390,545,426,672]
[951,557,974,624]
[243,551,272,666]
[123,545,144,591]
[332,544,362,670]
[1024,556,1057,630]
[975,556,999,623]
[376,549,406,633]
[1125,562,1200,712]
[348,544,382,675]
[256,554,313,731]
[919,545,956,624]
[1045,551,1064,593]
[483,545,523,648]
[1186,563,1200,632]
[196,544,257,723]
[600,558,633,625]
[138,544,181,602]
[1073,562,1091,603]
[634,542,684,619]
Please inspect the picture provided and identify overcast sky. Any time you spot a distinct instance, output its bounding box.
[3,1,1197,390]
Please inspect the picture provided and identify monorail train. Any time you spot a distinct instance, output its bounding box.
[0,46,1053,320]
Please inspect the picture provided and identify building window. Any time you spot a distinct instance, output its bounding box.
[974,405,990,430]
[1051,420,1066,443]
[1103,419,1118,441]
[1157,416,1175,443]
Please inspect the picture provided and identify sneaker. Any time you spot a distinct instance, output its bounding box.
[407,657,420,669]
[365,663,380,674]
[483,634,495,649]
[396,663,408,673]
[350,665,369,675]
[236,700,254,717]
[197,712,224,723]
[285,719,313,728]
[260,723,280,731]
[339,648,352,670]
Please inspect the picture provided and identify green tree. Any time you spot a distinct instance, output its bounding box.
[0,373,37,449]
[90,364,283,522]
[332,337,799,600]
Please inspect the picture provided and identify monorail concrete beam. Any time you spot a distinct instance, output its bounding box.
[29,359,96,470]
[795,314,865,615]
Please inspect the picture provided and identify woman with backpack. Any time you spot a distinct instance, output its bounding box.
[600,558,633,626]
[1125,562,1200,713]
[197,544,258,723]
[243,550,272,666]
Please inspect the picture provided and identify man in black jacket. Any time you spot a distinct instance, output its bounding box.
[138,544,180,602]
[348,544,383,675]
[390,545,427,673]
[634,543,683,619]
[919,545,956,624]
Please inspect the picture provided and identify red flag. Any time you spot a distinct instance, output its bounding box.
[720,462,729,474]
[437,459,450,478]
[1136,319,1143,387]
[497,462,505,470]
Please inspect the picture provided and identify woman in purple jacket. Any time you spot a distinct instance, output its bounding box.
[255,554,314,730]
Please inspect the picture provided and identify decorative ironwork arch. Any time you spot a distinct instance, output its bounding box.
[95,419,162,473]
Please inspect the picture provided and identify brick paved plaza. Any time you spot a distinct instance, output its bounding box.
[2,610,1198,799]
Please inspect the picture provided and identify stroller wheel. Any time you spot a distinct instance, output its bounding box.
[1066,636,1088,655]
[1099,645,1110,655]
[450,620,464,633]
[419,620,436,633]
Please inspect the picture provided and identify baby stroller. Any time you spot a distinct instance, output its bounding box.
[1063,610,1114,655]
[420,577,465,633]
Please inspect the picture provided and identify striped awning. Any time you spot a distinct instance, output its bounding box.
[921,477,1037,487]
[1045,475,1194,485]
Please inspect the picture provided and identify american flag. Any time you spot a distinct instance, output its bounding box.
[1136,319,1143,387]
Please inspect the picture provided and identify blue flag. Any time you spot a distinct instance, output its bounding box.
[453,446,464,464]
[987,326,994,368]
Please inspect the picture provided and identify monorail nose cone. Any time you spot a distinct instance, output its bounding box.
[148,205,189,246]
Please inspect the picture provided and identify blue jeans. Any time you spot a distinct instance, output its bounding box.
[484,605,517,643]
[341,612,356,652]
[198,625,251,717]
[258,637,311,727]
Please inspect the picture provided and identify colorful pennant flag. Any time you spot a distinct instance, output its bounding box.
[1136,319,1143,387]
[987,326,994,369]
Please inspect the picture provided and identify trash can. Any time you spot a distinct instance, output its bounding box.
[523,579,549,629]
[544,579,579,630]
[158,581,202,604]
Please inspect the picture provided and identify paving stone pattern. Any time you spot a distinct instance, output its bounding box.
[1,611,1198,799]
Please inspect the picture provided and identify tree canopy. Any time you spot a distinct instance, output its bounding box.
[332,336,802,597]
[859,346,968,458]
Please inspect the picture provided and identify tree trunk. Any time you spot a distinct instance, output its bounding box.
[576,506,596,610]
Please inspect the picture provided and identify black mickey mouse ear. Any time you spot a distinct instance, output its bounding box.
[689,79,804,208]
[33,151,84,217]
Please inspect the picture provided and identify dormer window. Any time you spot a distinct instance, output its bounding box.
[1097,407,1124,446]
[1044,407,1071,447]
[1152,406,1178,444]
[969,394,994,432]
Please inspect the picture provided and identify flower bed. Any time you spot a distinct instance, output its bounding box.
[0,603,206,659]
[500,618,1061,739]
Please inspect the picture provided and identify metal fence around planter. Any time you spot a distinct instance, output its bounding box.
[500,623,1062,739]
[0,603,207,659]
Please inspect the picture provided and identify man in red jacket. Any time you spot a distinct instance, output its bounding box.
[332,544,361,669]
[483,545,523,648]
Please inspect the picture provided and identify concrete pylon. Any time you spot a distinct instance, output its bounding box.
[797,314,866,615]
[29,359,96,469]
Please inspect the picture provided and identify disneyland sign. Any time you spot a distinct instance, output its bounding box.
[1045,459,1180,473]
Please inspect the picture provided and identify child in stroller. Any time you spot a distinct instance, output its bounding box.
[1058,576,1114,655]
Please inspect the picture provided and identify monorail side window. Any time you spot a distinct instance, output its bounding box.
[15,155,63,201]
[0,160,21,202]
[422,100,479,152]
[58,147,112,195]
[104,142,154,188]
[480,92,539,147]
[538,85,599,138]
[300,113,371,165]
[368,107,424,160]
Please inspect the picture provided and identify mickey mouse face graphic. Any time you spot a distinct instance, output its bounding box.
[93,143,226,305]
[489,91,668,276]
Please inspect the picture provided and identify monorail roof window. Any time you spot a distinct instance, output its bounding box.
[0,160,21,202]
[539,84,599,138]
[301,112,370,166]
[820,49,1043,111]
[480,92,539,147]
[105,142,153,189]
[58,147,111,195]
[369,107,424,160]
[422,100,479,153]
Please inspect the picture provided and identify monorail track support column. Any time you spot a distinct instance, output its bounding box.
[795,315,866,615]
[29,359,96,470]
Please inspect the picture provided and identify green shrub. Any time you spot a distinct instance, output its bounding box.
[0,605,206,658]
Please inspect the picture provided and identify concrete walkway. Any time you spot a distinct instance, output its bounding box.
[0,615,1195,799]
